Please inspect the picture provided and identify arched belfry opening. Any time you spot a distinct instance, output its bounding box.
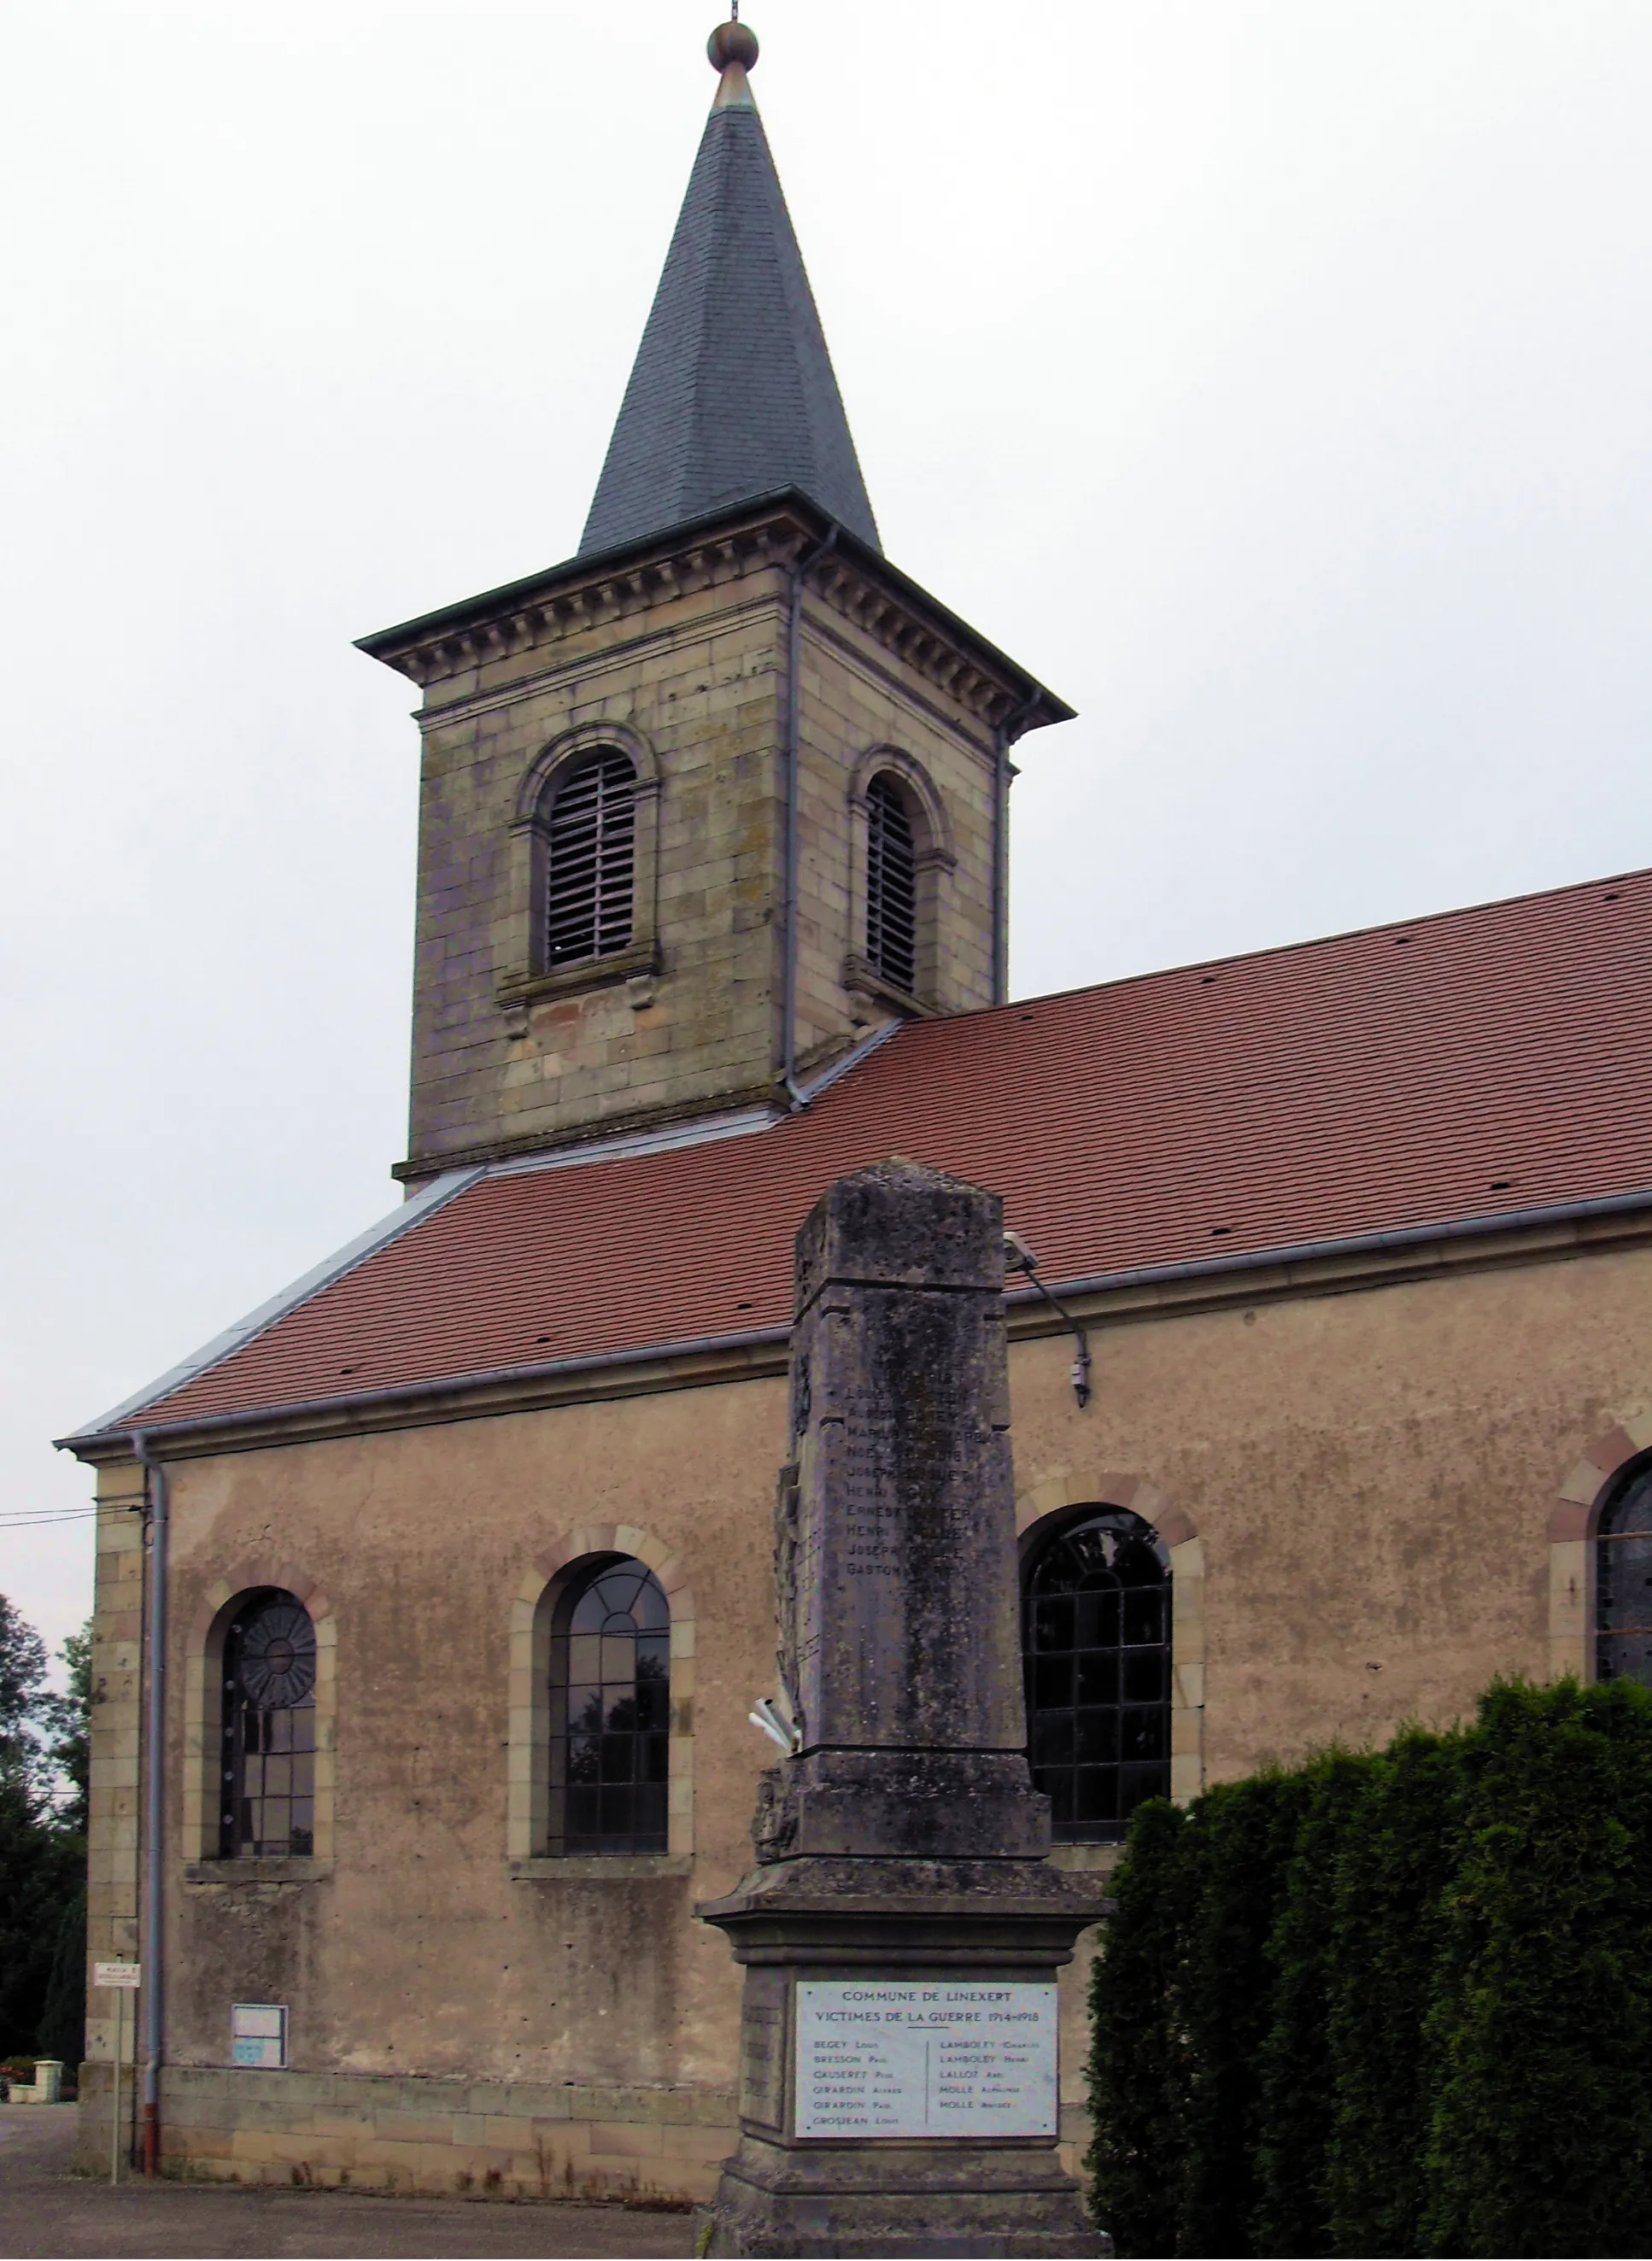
[865,772,919,996]
[543,748,637,969]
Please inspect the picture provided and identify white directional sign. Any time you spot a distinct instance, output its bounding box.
[794,1981,1058,2140]
[94,1962,141,1989]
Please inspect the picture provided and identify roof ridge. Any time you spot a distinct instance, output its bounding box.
[970,863,1652,1026]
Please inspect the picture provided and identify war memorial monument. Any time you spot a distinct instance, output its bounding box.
[697,1160,1110,2256]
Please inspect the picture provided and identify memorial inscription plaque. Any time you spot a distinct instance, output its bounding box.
[794,1983,1057,2140]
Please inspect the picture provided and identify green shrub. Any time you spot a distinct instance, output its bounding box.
[1323,1726,1462,2257]
[1086,1798,1190,2258]
[1423,1679,1652,2258]
[1175,1772,1314,2258]
[1252,1751,1382,2257]
[1087,1679,1652,2259]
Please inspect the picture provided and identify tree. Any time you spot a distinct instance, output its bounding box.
[0,1596,50,1782]
[0,1597,91,2064]
[36,1624,91,1834]
[36,1889,87,2070]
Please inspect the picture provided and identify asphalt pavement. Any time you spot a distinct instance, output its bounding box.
[0,2105,695,2259]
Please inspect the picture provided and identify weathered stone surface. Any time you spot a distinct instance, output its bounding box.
[699,1163,1110,2257]
[386,513,1008,1185]
[762,1161,1053,1867]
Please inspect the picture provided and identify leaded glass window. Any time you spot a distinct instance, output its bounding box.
[1023,1509,1171,1842]
[545,748,636,966]
[1597,1456,1652,1686]
[220,1590,316,1858]
[549,1557,670,1855]
[865,772,918,994]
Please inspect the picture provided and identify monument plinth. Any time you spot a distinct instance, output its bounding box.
[698,1160,1110,2258]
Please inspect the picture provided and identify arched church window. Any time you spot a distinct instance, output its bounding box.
[220,1590,317,1858]
[865,771,918,994]
[1596,1455,1652,1686]
[545,747,636,966]
[1023,1509,1171,1842]
[549,1556,670,1854]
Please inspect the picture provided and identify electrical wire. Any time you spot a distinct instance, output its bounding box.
[0,1508,106,1528]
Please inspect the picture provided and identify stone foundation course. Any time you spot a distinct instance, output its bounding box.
[74,2063,733,2205]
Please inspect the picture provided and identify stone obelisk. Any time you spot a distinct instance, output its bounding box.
[697,1160,1110,2258]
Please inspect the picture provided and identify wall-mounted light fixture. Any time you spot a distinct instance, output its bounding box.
[1004,1230,1093,1409]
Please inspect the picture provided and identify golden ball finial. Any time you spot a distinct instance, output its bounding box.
[708,16,759,71]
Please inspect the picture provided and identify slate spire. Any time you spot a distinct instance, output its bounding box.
[577,18,880,558]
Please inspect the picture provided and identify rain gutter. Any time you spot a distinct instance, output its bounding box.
[59,1184,1652,1460]
[66,1326,796,1453]
[991,688,1046,1006]
[780,522,839,1108]
[1019,1183,1652,1309]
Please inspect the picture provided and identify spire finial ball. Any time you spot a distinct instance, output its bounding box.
[708,19,759,71]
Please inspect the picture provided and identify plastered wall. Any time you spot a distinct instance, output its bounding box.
[79,1237,1652,2196]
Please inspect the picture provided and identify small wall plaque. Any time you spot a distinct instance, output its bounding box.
[230,2002,287,2069]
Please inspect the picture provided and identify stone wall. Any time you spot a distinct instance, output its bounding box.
[85,1461,144,2081]
[395,520,1010,1183]
[73,2060,734,2201]
[73,2063,1092,2201]
[793,595,999,1054]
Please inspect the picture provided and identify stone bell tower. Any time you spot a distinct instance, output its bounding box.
[361,19,1071,1188]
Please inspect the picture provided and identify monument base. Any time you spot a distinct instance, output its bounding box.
[696,1857,1112,2259]
[695,2137,1103,2258]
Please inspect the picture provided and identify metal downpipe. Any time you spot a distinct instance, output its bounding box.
[992,689,1043,1008]
[132,1432,167,2177]
[781,523,839,1108]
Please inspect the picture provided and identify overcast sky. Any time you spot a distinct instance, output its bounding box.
[5,0,1652,1658]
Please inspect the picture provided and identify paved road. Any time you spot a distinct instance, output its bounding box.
[0,2106,695,2258]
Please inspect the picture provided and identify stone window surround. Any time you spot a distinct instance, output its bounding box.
[1014,1472,1205,1832]
[496,722,662,1012]
[507,1523,695,1874]
[841,745,956,1017]
[1549,1415,1652,1682]
[181,1565,337,1879]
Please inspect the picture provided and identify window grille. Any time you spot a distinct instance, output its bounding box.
[549,1557,670,1855]
[544,749,636,966]
[1023,1510,1171,1842]
[220,1591,316,1858]
[1596,1457,1652,1686]
[865,772,918,995]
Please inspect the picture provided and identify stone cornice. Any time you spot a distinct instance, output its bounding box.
[389,1075,784,1184]
[62,1196,1652,1467]
[357,492,1072,740]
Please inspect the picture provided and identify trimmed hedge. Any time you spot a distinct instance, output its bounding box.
[1087,1679,1652,2258]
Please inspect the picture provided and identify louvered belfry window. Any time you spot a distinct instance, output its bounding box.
[865,772,919,995]
[544,748,636,967]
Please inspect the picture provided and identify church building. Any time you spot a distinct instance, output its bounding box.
[63,16,1652,2205]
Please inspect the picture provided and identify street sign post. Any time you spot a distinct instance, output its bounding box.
[94,1962,140,2185]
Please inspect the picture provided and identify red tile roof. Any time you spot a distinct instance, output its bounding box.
[114,867,1652,1433]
